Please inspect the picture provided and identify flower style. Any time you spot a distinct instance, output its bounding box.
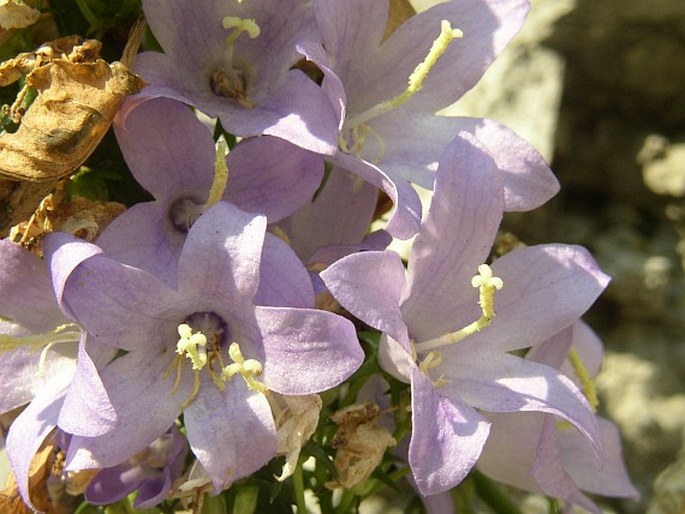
[321,134,610,496]
[301,0,559,238]
[100,96,324,287]
[133,0,339,153]
[43,201,364,491]
[476,322,639,513]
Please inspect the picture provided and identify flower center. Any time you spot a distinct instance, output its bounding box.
[412,264,503,386]
[339,20,463,160]
[210,16,260,108]
[163,312,266,407]
[167,139,230,234]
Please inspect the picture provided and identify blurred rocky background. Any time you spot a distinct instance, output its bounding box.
[419,0,685,511]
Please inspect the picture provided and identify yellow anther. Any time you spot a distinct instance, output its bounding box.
[222,16,261,40]
[204,138,229,209]
[413,264,503,353]
[223,342,267,393]
[417,350,448,387]
[567,347,599,412]
[176,324,208,371]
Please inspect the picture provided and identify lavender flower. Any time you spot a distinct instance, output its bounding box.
[0,239,102,511]
[321,134,609,496]
[101,97,324,287]
[477,322,639,513]
[44,201,363,491]
[85,425,189,508]
[301,0,559,237]
[133,0,339,153]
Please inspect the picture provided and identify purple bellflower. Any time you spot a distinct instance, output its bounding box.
[300,0,559,238]
[2,238,102,512]
[43,201,363,491]
[100,96,324,287]
[476,322,639,513]
[133,0,339,154]
[85,425,189,509]
[321,134,609,496]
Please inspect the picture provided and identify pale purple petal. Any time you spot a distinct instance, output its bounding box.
[178,202,266,307]
[438,351,602,458]
[560,418,640,499]
[455,118,559,210]
[366,0,530,114]
[255,234,314,308]
[277,167,378,262]
[225,136,324,222]
[43,232,103,319]
[0,343,75,413]
[114,97,215,200]
[95,202,182,287]
[58,341,117,437]
[0,240,65,331]
[321,250,408,343]
[6,383,66,511]
[531,416,602,514]
[184,378,277,491]
[54,253,179,352]
[332,151,422,239]
[370,111,558,210]
[65,352,190,469]
[465,244,611,353]
[409,368,490,496]
[256,305,363,394]
[401,133,504,341]
[313,0,387,89]
[476,411,546,493]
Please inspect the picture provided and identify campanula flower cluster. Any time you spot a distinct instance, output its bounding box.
[0,0,638,512]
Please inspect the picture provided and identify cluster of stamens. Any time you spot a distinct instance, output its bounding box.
[164,321,266,408]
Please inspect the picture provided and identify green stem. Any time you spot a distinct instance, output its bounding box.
[292,459,307,514]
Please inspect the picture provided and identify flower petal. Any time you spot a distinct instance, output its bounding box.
[256,305,363,394]
[409,368,490,496]
[321,250,408,343]
[439,351,602,459]
[468,244,610,353]
[401,133,504,341]
[65,352,189,469]
[178,202,266,308]
[184,378,277,491]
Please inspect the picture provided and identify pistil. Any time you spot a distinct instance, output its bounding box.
[414,264,503,354]
[339,20,462,158]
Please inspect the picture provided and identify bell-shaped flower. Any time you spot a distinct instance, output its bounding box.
[100,96,324,287]
[321,134,609,496]
[301,0,559,238]
[476,322,639,513]
[42,201,364,492]
[85,425,189,509]
[133,0,339,154]
[1,238,102,511]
